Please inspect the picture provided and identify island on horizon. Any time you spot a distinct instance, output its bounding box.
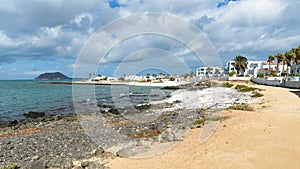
[35,72,71,81]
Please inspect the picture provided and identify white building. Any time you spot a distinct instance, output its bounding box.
[125,75,159,82]
[91,75,117,81]
[225,61,236,74]
[225,61,264,77]
[125,75,146,82]
[260,61,287,75]
[196,66,224,77]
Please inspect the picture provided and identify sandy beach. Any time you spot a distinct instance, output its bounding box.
[107,82,300,169]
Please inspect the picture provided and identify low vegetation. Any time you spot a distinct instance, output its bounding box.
[228,70,236,77]
[235,85,259,92]
[194,117,206,125]
[251,92,264,98]
[227,104,254,111]
[223,82,234,88]
[257,73,264,78]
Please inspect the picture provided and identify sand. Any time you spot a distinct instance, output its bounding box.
[106,82,300,169]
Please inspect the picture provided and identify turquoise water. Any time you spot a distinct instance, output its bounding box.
[0,80,171,121]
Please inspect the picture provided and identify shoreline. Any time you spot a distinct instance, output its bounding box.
[0,82,290,168]
[45,80,190,87]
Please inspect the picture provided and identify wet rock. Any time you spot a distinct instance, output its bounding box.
[162,86,180,90]
[134,104,151,110]
[108,108,121,115]
[0,121,11,128]
[10,120,19,125]
[23,111,45,118]
[173,100,182,104]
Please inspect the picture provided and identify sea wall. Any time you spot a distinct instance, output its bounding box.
[251,77,300,89]
[284,81,300,88]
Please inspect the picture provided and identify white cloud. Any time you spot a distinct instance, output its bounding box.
[72,13,93,27]
[0,31,22,48]
[23,70,59,76]
[1,0,300,78]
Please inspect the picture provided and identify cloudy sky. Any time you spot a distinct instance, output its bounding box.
[0,0,300,79]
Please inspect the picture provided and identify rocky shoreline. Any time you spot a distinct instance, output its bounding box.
[0,81,259,169]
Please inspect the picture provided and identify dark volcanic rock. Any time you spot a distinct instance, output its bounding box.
[0,121,10,128]
[108,108,121,115]
[23,111,45,118]
[134,104,151,110]
[162,86,181,90]
[35,72,71,80]
[10,120,19,125]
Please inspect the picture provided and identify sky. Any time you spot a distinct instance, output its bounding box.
[0,0,300,79]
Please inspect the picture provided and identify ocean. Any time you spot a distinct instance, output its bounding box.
[0,80,172,121]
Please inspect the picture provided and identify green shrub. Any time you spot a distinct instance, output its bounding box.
[268,72,276,77]
[257,73,264,78]
[238,87,257,92]
[227,104,253,111]
[251,92,264,98]
[235,84,247,90]
[235,85,258,92]
[194,117,206,125]
[228,70,236,77]
[223,82,234,88]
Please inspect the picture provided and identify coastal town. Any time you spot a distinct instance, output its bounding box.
[83,46,300,88]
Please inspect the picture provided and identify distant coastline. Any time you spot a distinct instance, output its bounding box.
[46,80,188,87]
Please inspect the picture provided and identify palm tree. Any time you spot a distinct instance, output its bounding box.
[281,54,286,76]
[294,47,300,75]
[88,73,95,79]
[285,51,295,76]
[215,68,220,75]
[275,53,284,76]
[267,55,275,75]
[207,67,212,76]
[189,71,195,77]
[234,55,248,76]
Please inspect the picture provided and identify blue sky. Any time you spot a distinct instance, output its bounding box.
[0,0,300,79]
